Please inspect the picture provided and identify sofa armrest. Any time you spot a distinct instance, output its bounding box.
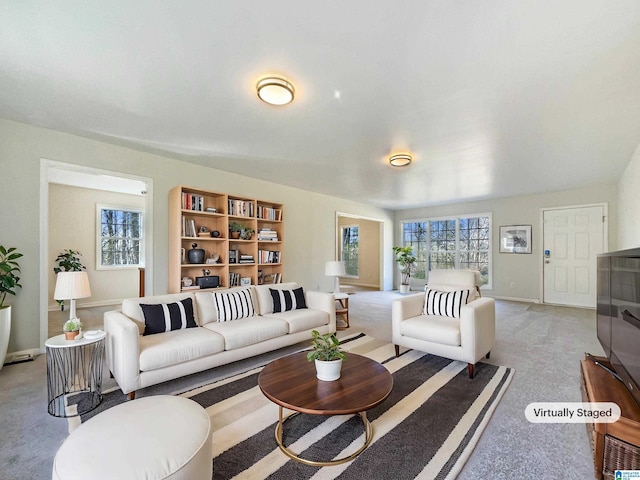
[104,310,141,395]
[459,297,496,360]
[305,290,337,333]
[391,292,424,333]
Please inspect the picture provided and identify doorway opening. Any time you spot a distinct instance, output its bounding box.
[39,160,153,348]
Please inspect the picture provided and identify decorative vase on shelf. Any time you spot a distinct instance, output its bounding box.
[188,243,205,264]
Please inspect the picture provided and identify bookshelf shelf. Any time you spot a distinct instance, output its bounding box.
[169,186,283,292]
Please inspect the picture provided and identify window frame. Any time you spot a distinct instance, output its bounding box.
[96,203,145,270]
[340,224,359,279]
[399,212,492,289]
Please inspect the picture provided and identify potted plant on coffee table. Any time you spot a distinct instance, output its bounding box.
[0,245,23,370]
[307,330,346,381]
[393,246,416,293]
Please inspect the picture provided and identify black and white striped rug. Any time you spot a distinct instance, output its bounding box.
[178,333,513,480]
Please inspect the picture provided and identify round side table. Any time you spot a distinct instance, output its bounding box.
[45,331,105,417]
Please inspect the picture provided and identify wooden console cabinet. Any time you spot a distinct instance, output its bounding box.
[169,186,284,293]
[580,356,640,479]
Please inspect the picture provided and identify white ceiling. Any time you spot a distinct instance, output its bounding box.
[2,1,640,210]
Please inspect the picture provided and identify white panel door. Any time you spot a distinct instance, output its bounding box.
[543,206,605,307]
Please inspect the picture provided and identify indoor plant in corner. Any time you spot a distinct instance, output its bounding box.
[0,245,23,370]
[393,246,417,293]
[307,330,346,381]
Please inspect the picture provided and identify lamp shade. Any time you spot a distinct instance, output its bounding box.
[54,271,91,300]
[325,261,346,277]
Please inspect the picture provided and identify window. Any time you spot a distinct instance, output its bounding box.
[97,205,144,269]
[341,226,359,277]
[401,214,491,287]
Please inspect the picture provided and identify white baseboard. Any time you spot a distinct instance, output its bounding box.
[490,295,540,304]
[4,348,41,365]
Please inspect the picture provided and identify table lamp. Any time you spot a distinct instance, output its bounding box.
[54,271,92,320]
[325,260,345,294]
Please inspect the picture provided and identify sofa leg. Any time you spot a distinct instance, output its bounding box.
[394,344,400,357]
[486,351,491,359]
[468,363,475,379]
[127,391,136,401]
[109,370,114,378]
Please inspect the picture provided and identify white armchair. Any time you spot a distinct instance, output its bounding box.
[392,269,495,378]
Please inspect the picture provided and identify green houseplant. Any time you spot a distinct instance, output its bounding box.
[229,222,244,239]
[393,246,417,293]
[0,245,23,370]
[307,330,346,381]
[63,318,82,340]
[240,226,255,240]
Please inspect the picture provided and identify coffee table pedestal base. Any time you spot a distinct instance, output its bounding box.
[275,406,373,466]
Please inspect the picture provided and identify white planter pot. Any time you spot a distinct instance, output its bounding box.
[315,358,342,381]
[0,306,10,371]
[399,284,411,294]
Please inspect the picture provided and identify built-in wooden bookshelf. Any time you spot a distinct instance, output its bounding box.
[169,186,284,293]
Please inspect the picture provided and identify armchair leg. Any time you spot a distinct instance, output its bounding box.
[467,363,475,379]
[486,351,491,359]
[127,391,136,401]
[394,344,400,357]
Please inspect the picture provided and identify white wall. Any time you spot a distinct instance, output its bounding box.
[618,142,640,250]
[0,117,394,353]
[48,184,144,308]
[395,184,618,301]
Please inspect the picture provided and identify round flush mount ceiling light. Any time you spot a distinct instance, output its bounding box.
[256,77,295,105]
[389,153,412,167]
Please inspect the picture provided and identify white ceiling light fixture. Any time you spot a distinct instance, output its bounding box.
[389,153,412,167]
[256,77,295,106]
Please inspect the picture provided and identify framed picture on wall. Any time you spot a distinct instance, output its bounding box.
[499,225,532,254]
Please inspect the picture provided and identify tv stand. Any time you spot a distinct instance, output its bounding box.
[581,354,640,479]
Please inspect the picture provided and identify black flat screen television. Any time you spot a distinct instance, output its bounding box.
[597,248,640,407]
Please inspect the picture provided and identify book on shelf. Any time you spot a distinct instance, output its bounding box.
[228,199,254,217]
[182,216,197,237]
[182,193,204,212]
[257,228,279,241]
[258,250,280,264]
[181,285,200,291]
[257,206,282,221]
[229,272,242,287]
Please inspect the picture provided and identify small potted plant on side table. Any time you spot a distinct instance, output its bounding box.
[307,330,346,381]
[63,318,82,340]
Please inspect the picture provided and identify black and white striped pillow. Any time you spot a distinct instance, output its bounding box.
[141,298,197,336]
[213,289,255,322]
[423,288,471,318]
[269,287,307,313]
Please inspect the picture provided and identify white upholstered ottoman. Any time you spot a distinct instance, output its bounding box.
[52,395,212,480]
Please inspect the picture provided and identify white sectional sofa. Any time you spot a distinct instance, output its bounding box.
[104,282,336,399]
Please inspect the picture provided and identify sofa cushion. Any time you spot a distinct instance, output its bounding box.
[262,308,328,334]
[423,287,470,318]
[195,287,258,325]
[254,282,298,315]
[202,316,289,350]
[139,327,225,371]
[269,287,307,313]
[213,289,255,322]
[140,298,197,336]
[400,315,461,347]
[123,293,197,334]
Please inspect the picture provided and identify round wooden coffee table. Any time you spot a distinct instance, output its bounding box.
[258,351,393,466]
